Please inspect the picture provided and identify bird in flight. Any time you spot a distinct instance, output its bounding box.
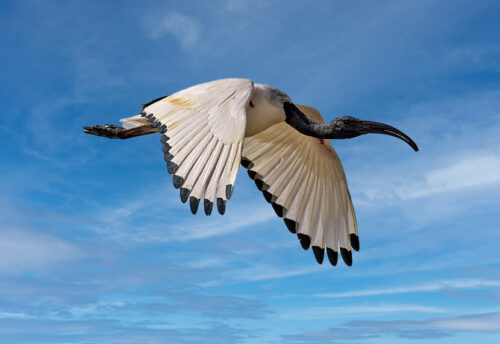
[84,78,418,267]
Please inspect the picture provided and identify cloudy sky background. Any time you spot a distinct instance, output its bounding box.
[1,0,500,343]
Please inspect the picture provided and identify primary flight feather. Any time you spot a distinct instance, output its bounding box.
[84,78,418,266]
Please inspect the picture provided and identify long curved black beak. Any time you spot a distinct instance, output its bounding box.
[283,102,418,151]
[357,120,419,152]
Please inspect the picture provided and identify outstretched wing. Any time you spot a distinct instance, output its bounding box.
[133,78,253,215]
[241,105,358,266]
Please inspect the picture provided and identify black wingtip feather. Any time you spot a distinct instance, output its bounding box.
[241,158,253,169]
[217,198,226,215]
[327,248,338,266]
[255,179,264,191]
[263,190,273,203]
[283,218,296,233]
[160,135,168,144]
[312,246,324,264]
[162,143,171,153]
[340,248,353,266]
[247,170,257,180]
[173,175,184,189]
[180,188,190,203]
[190,197,200,214]
[204,199,213,216]
[167,161,178,174]
[158,124,167,134]
[298,234,311,250]
[225,185,233,200]
[272,203,284,218]
[164,152,174,162]
[350,234,360,251]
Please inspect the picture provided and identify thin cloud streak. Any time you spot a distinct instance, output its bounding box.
[395,152,500,199]
[281,304,446,320]
[0,228,82,274]
[230,264,326,282]
[88,184,277,243]
[316,279,500,298]
[284,311,500,343]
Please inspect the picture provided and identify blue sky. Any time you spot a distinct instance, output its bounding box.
[1,0,500,343]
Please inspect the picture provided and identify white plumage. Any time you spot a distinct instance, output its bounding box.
[86,78,418,266]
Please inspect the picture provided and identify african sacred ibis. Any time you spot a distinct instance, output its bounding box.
[84,78,418,266]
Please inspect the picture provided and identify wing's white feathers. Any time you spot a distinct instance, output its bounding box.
[120,114,148,129]
[165,111,205,137]
[279,143,314,215]
[344,184,358,236]
[303,150,323,239]
[169,126,210,168]
[227,142,243,189]
[197,140,223,202]
[241,104,358,265]
[309,179,323,246]
[123,79,252,214]
[251,131,291,161]
[168,118,208,156]
[142,99,165,114]
[187,137,218,198]
[324,168,336,251]
[311,156,327,248]
[337,180,353,250]
[249,139,290,182]
[206,83,251,144]
[349,202,358,236]
[276,158,307,216]
[209,107,245,144]
[173,132,212,185]
[166,115,207,151]
[266,146,304,202]
[294,147,319,236]
[260,133,300,186]
[206,143,230,202]
[155,107,187,123]
[336,180,351,251]
[332,185,343,251]
[243,129,290,161]
[216,142,239,199]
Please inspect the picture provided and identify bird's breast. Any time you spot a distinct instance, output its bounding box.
[244,89,286,137]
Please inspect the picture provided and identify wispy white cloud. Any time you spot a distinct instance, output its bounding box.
[431,311,500,332]
[230,264,325,282]
[315,279,500,298]
[283,311,500,343]
[0,312,28,319]
[350,310,500,333]
[146,11,201,50]
[281,304,445,320]
[88,185,276,243]
[348,90,500,208]
[0,228,81,274]
[394,152,500,199]
[168,206,275,241]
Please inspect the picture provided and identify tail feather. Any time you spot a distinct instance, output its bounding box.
[83,123,158,139]
[120,114,150,129]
